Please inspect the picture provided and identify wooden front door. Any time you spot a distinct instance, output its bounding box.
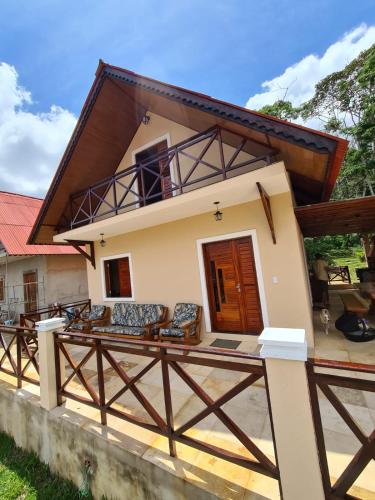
[23,271,38,313]
[203,237,263,334]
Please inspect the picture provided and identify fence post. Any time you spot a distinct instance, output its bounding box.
[16,328,22,389]
[36,317,66,411]
[258,327,325,500]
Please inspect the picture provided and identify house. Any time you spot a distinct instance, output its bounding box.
[29,61,348,347]
[0,191,88,322]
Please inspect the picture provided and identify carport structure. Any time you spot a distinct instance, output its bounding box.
[295,195,375,237]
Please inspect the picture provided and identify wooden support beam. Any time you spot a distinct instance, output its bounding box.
[65,240,96,269]
[256,182,276,244]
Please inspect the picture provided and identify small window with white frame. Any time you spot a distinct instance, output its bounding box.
[101,253,135,301]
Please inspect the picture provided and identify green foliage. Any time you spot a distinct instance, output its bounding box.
[260,44,375,200]
[300,43,375,199]
[304,235,365,282]
[304,234,362,266]
[0,431,92,499]
[258,100,300,121]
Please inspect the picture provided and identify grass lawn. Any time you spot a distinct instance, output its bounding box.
[0,431,92,499]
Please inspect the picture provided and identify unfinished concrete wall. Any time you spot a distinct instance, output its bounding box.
[45,255,88,305]
[0,255,47,319]
[0,254,88,322]
[0,382,215,500]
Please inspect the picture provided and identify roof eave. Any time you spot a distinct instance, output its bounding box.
[28,61,348,244]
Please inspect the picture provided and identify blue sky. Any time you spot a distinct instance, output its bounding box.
[1,0,374,113]
[0,0,374,196]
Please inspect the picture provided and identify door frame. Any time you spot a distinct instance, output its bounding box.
[131,133,177,207]
[196,230,269,333]
[23,269,39,313]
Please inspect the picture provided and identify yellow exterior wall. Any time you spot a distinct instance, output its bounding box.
[95,112,262,218]
[86,191,314,346]
[116,111,257,177]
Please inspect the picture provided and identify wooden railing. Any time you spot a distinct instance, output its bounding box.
[68,126,277,229]
[20,299,91,329]
[307,358,375,499]
[0,326,39,387]
[54,331,280,483]
[328,266,351,284]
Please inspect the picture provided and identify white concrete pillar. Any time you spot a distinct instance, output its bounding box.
[36,317,66,411]
[258,327,324,500]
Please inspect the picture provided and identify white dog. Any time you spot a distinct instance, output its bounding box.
[320,308,331,335]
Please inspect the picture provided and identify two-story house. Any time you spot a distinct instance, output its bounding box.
[29,61,348,346]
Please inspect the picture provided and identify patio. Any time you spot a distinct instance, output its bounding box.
[313,287,375,365]
[0,318,375,499]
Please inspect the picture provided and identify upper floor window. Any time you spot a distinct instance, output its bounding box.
[102,254,134,300]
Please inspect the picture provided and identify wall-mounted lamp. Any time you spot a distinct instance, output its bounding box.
[213,201,223,221]
[100,233,106,248]
[142,113,151,125]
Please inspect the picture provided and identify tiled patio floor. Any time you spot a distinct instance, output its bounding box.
[313,288,375,365]
[1,298,375,498]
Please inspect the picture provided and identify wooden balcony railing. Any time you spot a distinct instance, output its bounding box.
[54,331,280,484]
[0,326,39,387]
[68,126,277,229]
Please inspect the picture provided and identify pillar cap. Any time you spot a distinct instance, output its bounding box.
[258,327,307,361]
[35,317,66,331]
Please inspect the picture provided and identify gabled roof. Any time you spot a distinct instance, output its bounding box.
[29,61,348,245]
[0,192,78,255]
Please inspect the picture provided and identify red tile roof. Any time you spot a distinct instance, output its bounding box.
[0,191,78,255]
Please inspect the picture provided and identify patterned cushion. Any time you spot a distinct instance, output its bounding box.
[139,304,164,325]
[112,303,139,326]
[172,303,199,330]
[160,327,185,338]
[70,322,86,331]
[87,304,106,320]
[111,303,164,327]
[92,325,145,336]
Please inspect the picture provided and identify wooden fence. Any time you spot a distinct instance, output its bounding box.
[54,331,280,483]
[20,299,91,329]
[0,326,39,387]
[308,358,375,499]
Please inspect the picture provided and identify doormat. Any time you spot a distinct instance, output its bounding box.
[210,339,241,350]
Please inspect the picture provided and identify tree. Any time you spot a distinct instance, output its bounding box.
[258,100,299,121]
[259,44,375,200]
[300,44,375,199]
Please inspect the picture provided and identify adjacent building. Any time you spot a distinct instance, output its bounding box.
[0,191,88,322]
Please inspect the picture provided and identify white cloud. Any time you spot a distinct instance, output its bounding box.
[0,62,76,196]
[246,24,375,112]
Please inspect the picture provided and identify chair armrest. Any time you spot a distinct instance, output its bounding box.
[183,319,199,338]
[91,318,109,327]
[158,320,173,329]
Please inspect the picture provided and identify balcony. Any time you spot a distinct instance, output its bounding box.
[66,126,278,231]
